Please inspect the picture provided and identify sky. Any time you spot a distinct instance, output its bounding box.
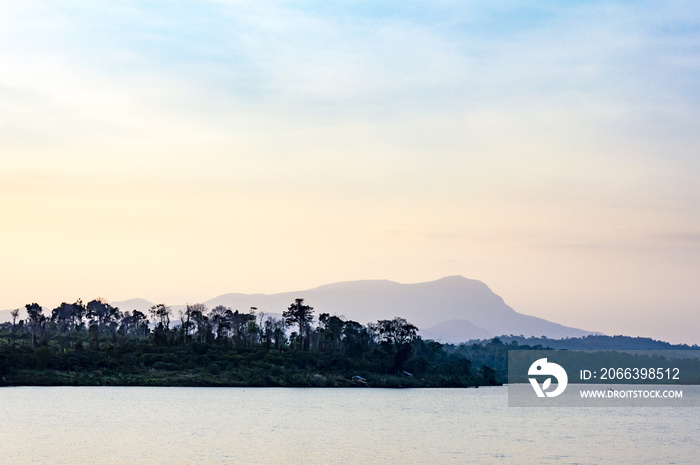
[1,1,699,344]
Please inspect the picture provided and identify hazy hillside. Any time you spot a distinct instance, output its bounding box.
[0,276,597,342]
[110,298,156,314]
[202,276,595,341]
[465,334,699,350]
[420,319,494,342]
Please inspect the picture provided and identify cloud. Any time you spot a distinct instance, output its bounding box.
[2,1,700,342]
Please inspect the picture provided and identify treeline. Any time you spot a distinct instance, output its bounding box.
[463,334,700,351]
[444,337,700,384]
[0,298,502,388]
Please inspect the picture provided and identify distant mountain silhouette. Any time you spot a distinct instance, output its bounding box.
[420,320,494,342]
[0,276,597,342]
[111,298,156,314]
[202,275,596,341]
[468,334,698,350]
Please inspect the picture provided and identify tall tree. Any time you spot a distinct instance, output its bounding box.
[342,320,370,357]
[51,303,74,331]
[230,310,255,348]
[86,299,120,334]
[10,308,20,346]
[131,310,148,340]
[70,299,86,331]
[210,305,232,342]
[377,317,418,346]
[178,308,193,342]
[283,298,314,350]
[187,304,209,343]
[149,304,172,331]
[377,317,418,373]
[318,313,345,352]
[25,303,46,347]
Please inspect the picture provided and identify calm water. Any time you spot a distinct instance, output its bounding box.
[0,386,698,464]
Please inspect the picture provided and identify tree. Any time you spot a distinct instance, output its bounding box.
[342,320,370,357]
[246,319,259,347]
[377,317,417,346]
[210,305,232,342]
[149,304,172,331]
[268,317,286,349]
[478,365,498,385]
[318,313,344,352]
[86,299,120,334]
[261,316,279,349]
[187,304,209,343]
[377,317,418,374]
[70,299,86,331]
[25,303,46,347]
[180,303,209,343]
[149,304,172,345]
[229,309,256,348]
[178,308,194,342]
[131,310,148,340]
[10,308,20,346]
[283,298,314,350]
[119,310,147,339]
[51,303,74,332]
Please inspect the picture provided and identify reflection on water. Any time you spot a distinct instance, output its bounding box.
[0,387,698,464]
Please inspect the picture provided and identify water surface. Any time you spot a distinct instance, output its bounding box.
[0,387,697,464]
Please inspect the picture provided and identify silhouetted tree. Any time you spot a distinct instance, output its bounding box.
[342,320,370,357]
[271,317,286,349]
[318,313,344,352]
[25,303,46,347]
[10,308,19,346]
[377,317,418,373]
[149,304,171,345]
[377,317,417,346]
[0,294,509,388]
[230,310,255,348]
[86,299,120,334]
[51,303,74,332]
[210,305,234,342]
[283,299,314,350]
[131,310,148,340]
[178,308,193,342]
[70,299,86,331]
[187,304,209,343]
[246,318,259,347]
[149,304,172,331]
[261,316,279,349]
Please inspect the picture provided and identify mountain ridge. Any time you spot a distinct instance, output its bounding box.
[0,276,597,342]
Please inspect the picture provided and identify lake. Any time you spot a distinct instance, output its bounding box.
[0,386,698,464]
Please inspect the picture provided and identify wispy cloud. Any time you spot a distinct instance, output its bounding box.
[2,1,700,343]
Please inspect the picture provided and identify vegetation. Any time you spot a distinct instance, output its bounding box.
[0,298,502,388]
[445,336,700,383]
[464,334,700,351]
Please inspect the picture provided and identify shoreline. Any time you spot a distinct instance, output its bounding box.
[1,370,500,388]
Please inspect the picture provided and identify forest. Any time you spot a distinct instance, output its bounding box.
[0,298,505,387]
[464,334,700,351]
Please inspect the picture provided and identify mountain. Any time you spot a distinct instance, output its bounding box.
[202,275,596,341]
[467,334,698,350]
[0,276,597,342]
[420,319,494,342]
[111,298,156,314]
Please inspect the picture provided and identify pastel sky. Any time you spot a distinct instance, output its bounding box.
[2,1,699,344]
